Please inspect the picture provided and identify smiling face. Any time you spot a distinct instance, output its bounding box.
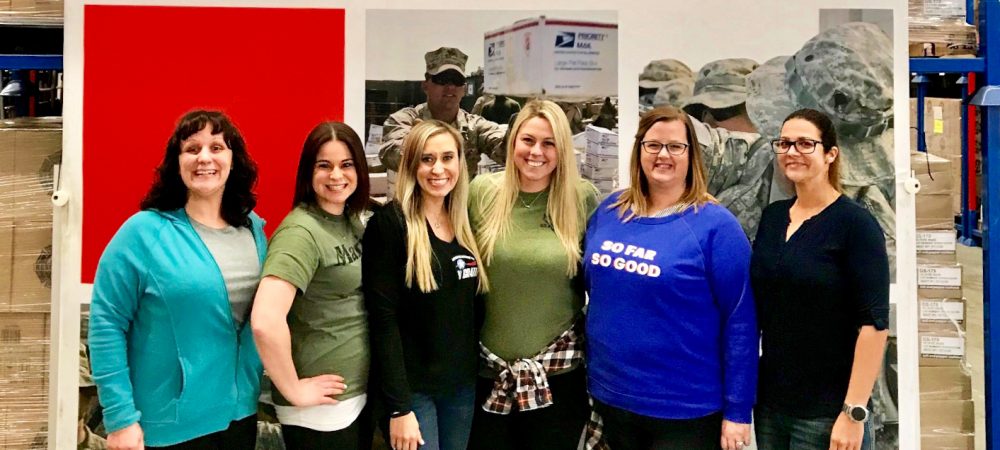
[178,125,233,202]
[312,139,357,215]
[416,132,461,201]
[422,71,466,118]
[778,118,837,187]
[639,119,690,194]
[512,116,559,192]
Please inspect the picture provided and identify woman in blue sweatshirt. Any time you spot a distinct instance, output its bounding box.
[89,110,266,449]
[583,106,758,450]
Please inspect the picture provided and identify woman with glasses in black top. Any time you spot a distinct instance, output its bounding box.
[750,108,889,450]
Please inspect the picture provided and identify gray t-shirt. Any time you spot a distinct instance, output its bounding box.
[191,220,261,325]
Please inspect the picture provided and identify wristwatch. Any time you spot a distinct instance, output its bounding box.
[842,403,869,423]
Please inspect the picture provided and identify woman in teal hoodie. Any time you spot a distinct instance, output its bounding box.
[89,110,266,449]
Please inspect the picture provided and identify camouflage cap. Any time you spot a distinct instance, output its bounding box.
[639,59,693,89]
[652,78,695,108]
[425,47,468,76]
[746,55,795,139]
[747,22,894,139]
[683,58,759,114]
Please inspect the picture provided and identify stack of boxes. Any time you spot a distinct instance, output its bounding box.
[580,124,618,196]
[0,118,59,447]
[911,98,969,215]
[365,124,388,199]
[912,140,973,449]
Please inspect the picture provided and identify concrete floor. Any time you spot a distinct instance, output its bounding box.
[958,244,985,450]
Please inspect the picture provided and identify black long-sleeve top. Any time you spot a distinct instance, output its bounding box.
[361,202,481,414]
[750,195,889,418]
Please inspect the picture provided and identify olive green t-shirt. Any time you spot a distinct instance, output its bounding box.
[261,204,369,406]
[469,172,599,361]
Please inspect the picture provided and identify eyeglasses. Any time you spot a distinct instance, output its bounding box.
[641,141,689,155]
[429,74,467,87]
[771,138,823,154]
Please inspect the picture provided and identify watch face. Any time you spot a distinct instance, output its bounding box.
[849,406,867,422]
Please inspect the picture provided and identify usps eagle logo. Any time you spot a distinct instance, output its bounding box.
[555,32,575,48]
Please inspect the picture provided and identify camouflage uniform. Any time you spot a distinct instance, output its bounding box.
[683,58,759,119]
[379,47,506,176]
[639,59,694,111]
[379,104,506,176]
[744,22,896,265]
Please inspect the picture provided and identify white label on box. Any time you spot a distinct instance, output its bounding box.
[918,265,962,289]
[920,300,965,323]
[921,335,964,358]
[917,230,957,254]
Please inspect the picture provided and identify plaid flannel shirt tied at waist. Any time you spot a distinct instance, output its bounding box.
[480,326,582,415]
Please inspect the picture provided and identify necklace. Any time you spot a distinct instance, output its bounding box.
[519,191,545,209]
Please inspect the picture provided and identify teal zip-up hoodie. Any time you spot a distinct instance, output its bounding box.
[89,208,266,446]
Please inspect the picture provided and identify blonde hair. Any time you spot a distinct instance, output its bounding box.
[396,120,488,293]
[473,99,586,276]
[611,106,716,220]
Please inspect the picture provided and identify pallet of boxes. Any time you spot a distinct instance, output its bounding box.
[579,124,618,197]
[0,117,60,448]
[913,148,974,449]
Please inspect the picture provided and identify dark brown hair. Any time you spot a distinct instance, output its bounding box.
[292,121,371,217]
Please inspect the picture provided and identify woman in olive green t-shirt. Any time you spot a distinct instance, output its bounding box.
[467,100,599,450]
[250,122,374,450]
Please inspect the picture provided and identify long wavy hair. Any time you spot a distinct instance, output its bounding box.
[611,106,715,220]
[140,110,258,227]
[473,99,586,276]
[395,120,488,293]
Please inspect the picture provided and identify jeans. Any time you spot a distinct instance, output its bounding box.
[410,382,476,450]
[755,406,873,450]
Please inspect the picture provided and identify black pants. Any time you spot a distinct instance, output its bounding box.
[281,404,373,450]
[594,399,722,450]
[467,368,590,450]
[147,414,256,450]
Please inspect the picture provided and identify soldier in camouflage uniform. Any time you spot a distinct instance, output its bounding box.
[638,59,694,112]
[694,22,895,265]
[379,47,506,177]
[683,58,759,133]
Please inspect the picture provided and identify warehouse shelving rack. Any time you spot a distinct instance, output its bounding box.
[910,0,1000,447]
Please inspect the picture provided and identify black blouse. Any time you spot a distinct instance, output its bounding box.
[750,195,889,418]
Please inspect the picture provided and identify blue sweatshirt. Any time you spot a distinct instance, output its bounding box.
[583,194,758,423]
[89,208,266,446]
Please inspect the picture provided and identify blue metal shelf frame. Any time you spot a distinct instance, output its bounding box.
[0,54,62,70]
[978,0,1000,447]
[911,2,1000,448]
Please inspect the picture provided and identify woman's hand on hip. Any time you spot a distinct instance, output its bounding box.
[287,373,346,407]
[389,412,424,450]
[107,422,144,450]
[720,419,750,450]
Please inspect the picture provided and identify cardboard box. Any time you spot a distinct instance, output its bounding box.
[9,219,51,312]
[585,124,618,145]
[369,173,388,197]
[0,396,48,449]
[919,297,966,332]
[910,98,961,158]
[592,178,616,193]
[920,331,965,366]
[920,399,974,435]
[920,366,972,400]
[916,193,954,223]
[0,131,13,217]
[580,163,616,180]
[0,312,49,394]
[911,151,954,195]
[583,152,618,169]
[0,219,11,308]
[483,17,617,98]
[921,433,974,450]
[11,128,61,220]
[586,141,619,157]
[917,229,957,254]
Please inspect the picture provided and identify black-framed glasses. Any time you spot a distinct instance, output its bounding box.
[771,138,823,154]
[428,73,467,87]
[641,141,689,155]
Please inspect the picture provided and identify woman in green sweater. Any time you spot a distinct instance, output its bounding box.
[250,122,373,450]
[467,100,599,450]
